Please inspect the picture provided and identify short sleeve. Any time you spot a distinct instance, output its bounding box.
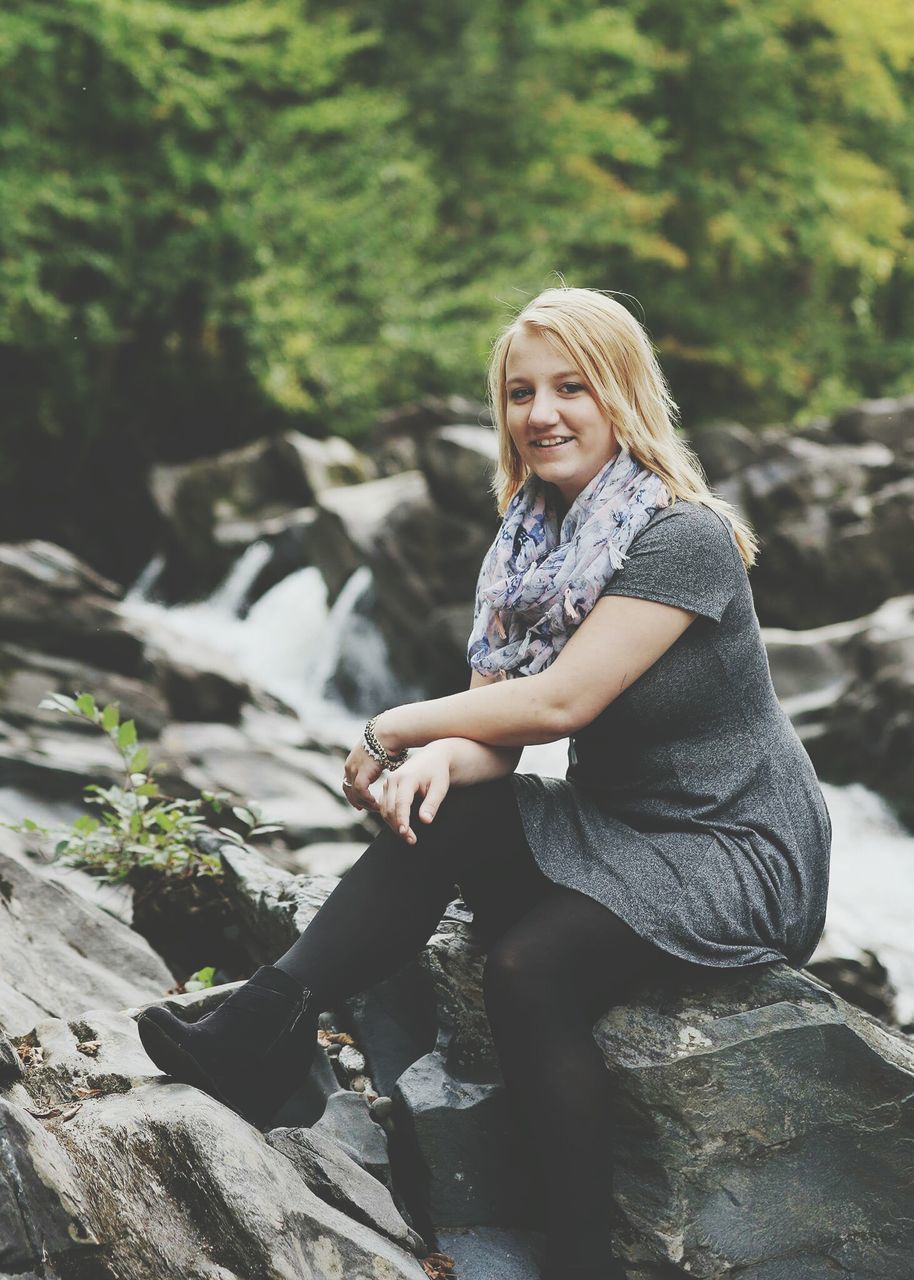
[599,502,739,623]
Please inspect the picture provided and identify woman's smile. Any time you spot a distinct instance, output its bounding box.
[530,436,574,449]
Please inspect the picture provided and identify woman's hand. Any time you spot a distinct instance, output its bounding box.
[379,742,453,845]
[341,740,384,812]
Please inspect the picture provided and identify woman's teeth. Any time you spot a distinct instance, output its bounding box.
[531,438,572,449]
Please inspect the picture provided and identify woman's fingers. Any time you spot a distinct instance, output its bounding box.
[379,775,415,844]
[418,773,449,823]
[343,765,380,812]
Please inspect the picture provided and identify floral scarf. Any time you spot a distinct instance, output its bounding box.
[467,445,672,678]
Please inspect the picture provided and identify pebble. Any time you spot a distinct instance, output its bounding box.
[338,1044,366,1076]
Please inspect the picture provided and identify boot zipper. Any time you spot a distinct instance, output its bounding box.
[287,986,312,1035]
[262,986,312,1055]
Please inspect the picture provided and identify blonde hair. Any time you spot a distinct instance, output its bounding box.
[486,286,759,568]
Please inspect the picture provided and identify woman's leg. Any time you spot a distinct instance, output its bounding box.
[273,775,553,1007]
[482,885,667,1277]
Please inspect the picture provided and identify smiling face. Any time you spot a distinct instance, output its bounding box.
[504,327,618,510]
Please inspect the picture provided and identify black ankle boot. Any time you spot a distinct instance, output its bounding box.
[136,965,318,1129]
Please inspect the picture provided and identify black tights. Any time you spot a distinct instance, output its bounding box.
[274,776,669,1260]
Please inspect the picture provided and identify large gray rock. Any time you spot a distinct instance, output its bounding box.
[267,1124,426,1255]
[764,596,914,827]
[689,421,769,485]
[0,642,172,738]
[157,721,374,847]
[348,901,914,1276]
[312,471,492,696]
[52,1086,427,1278]
[710,419,914,627]
[0,541,143,673]
[150,432,374,600]
[598,962,914,1278]
[310,471,429,602]
[831,393,914,458]
[3,997,427,1278]
[0,1096,101,1277]
[0,831,174,1037]
[418,424,501,524]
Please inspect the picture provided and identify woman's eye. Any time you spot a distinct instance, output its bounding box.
[509,383,585,400]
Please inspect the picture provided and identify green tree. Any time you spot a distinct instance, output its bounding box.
[0,0,438,575]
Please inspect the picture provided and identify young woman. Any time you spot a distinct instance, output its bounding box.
[138,286,832,1280]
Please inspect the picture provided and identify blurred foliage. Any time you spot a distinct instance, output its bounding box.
[1,0,912,576]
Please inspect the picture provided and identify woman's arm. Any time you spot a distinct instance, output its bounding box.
[440,672,523,784]
[375,594,697,752]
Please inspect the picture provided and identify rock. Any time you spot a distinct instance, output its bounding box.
[831,393,914,457]
[157,721,374,846]
[216,506,320,607]
[596,961,914,1278]
[717,428,914,627]
[216,841,340,960]
[374,394,490,440]
[0,1095,100,1276]
[436,1226,545,1280]
[267,1124,425,1255]
[392,1049,537,1229]
[15,1008,164,1108]
[0,541,143,674]
[149,436,311,599]
[737,436,896,611]
[286,841,367,878]
[0,830,174,1037]
[0,722,125,802]
[688,420,769,485]
[418,423,501,523]
[150,432,374,600]
[311,470,493,696]
[124,608,259,724]
[275,431,376,498]
[765,596,914,827]
[51,1085,428,1278]
[0,1030,23,1085]
[310,471,429,602]
[0,641,172,738]
[311,1088,393,1189]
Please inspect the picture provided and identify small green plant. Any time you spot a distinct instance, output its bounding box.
[4,692,283,883]
[184,966,217,992]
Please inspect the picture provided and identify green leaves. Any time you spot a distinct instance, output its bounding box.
[6,690,285,884]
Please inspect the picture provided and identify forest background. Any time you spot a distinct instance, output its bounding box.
[2,0,913,583]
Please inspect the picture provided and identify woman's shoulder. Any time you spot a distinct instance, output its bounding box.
[631,499,740,563]
[602,499,743,622]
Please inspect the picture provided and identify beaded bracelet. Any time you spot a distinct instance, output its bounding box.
[363,716,410,772]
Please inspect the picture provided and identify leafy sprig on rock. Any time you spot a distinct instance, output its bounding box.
[5,693,282,883]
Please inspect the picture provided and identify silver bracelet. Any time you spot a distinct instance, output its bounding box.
[363,716,410,771]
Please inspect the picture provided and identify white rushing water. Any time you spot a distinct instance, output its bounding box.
[125,553,914,1023]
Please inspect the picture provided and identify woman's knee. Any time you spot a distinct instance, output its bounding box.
[410,776,520,865]
[483,931,557,1013]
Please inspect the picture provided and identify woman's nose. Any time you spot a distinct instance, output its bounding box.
[526,389,561,427]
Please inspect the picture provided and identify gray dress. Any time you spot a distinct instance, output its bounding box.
[511,500,832,971]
